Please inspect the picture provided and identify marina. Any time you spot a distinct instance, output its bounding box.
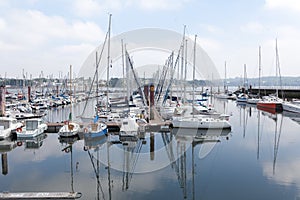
[1,94,300,199]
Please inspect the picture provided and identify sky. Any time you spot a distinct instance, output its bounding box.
[1,0,300,79]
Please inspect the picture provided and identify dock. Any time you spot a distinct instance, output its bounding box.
[248,87,300,98]
[0,192,82,199]
[46,107,171,133]
[46,122,121,133]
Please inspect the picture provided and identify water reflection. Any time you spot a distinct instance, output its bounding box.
[3,99,300,199]
[0,137,16,175]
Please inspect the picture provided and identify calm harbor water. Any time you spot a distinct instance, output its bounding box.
[1,98,300,199]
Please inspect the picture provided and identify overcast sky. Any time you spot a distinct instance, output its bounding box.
[1,0,300,79]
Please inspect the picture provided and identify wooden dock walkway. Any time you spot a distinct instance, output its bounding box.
[0,192,82,199]
[46,107,170,133]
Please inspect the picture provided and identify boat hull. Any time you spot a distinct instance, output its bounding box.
[172,117,231,129]
[282,102,300,113]
[257,102,283,112]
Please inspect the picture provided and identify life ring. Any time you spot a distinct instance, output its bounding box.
[17,141,22,146]
[16,127,22,132]
[64,148,70,153]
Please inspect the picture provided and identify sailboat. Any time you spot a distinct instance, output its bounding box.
[247,46,262,104]
[257,40,283,113]
[215,61,236,100]
[172,35,231,130]
[58,65,80,137]
[83,50,108,140]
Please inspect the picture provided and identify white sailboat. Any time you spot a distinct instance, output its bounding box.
[59,65,80,138]
[172,35,231,130]
[282,101,300,113]
[247,46,262,104]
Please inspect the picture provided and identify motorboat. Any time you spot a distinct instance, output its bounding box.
[119,117,139,141]
[0,117,23,140]
[16,118,47,138]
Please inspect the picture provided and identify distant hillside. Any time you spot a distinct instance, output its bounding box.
[224,76,300,87]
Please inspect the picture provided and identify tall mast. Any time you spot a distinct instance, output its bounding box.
[243,64,247,90]
[192,35,197,118]
[275,39,283,99]
[183,39,188,104]
[96,51,99,112]
[180,25,186,102]
[224,61,227,93]
[107,14,112,109]
[258,46,261,97]
[69,65,72,121]
[121,39,125,98]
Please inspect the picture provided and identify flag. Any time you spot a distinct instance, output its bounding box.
[68,112,72,121]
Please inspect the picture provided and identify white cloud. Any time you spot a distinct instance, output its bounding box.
[263,160,300,188]
[200,24,224,35]
[240,22,264,34]
[265,0,300,12]
[137,0,189,11]
[72,0,189,16]
[0,8,106,77]
[73,0,103,17]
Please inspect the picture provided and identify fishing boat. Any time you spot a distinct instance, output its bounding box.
[0,117,23,140]
[16,118,47,138]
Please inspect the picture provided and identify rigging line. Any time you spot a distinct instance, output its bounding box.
[163,50,181,105]
[273,114,283,174]
[79,30,109,117]
[87,150,106,200]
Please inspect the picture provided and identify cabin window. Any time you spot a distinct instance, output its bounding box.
[0,121,9,129]
[26,121,38,130]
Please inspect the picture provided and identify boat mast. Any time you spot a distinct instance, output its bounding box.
[121,39,126,101]
[69,65,72,121]
[275,39,283,99]
[180,25,186,103]
[106,14,112,110]
[224,61,227,93]
[96,51,99,116]
[258,46,261,97]
[184,39,188,104]
[192,35,197,118]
